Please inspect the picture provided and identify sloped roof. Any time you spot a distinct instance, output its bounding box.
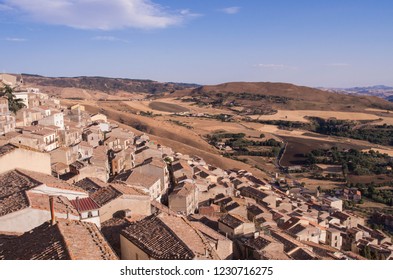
[122,214,195,260]
[0,219,118,260]
[122,212,220,260]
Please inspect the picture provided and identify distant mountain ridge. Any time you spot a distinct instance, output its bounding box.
[20,74,199,95]
[319,85,393,101]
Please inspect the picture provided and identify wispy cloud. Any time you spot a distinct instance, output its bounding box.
[0,3,12,11]
[180,9,202,18]
[220,7,240,15]
[4,0,195,30]
[5,37,27,42]
[327,63,350,67]
[255,64,298,70]
[92,36,128,43]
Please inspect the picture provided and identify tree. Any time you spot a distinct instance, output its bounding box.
[0,84,25,114]
[363,246,372,259]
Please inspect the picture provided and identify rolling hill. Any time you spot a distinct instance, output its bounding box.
[21,74,198,95]
[177,82,393,112]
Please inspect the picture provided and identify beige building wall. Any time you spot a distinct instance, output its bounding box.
[168,195,187,214]
[0,208,79,233]
[99,196,151,223]
[120,235,152,260]
[67,165,109,183]
[219,223,236,238]
[215,239,233,260]
[219,222,255,239]
[0,148,51,175]
[50,147,74,166]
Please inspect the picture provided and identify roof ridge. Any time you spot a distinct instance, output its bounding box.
[180,216,220,259]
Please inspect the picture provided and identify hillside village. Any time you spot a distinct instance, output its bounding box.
[0,73,392,260]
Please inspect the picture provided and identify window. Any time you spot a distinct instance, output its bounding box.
[88,211,93,218]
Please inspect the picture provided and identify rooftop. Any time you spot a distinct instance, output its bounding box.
[141,157,167,169]
[124,169,161,188]
[101,217,132,256]
[18,169,87,193]
[172,160,192,173]
[247,204,265,216]
[122,214,195,260]
[171,182,196,197]
[0,219,118,260]
[70,197,100,212]
[244,236,272,251]
[331,211,350,221]
[241,186,270,200]
[90,186,122,206]
[70,161,86,170]
[0,143,18,157]
[0,170,42,217]
[189,221,226,241]
[110,183,148,196]
[122,213,219,260]
[288,247,317,260]
[219,213,248,229]
[287,224,307,236]
[27,192,78,216]
[74,177,107,194]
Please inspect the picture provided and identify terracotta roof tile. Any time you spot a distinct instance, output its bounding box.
[244,236,272,251]
[27,192,78,216]
[124,169,161,188]
[0,143,17,157]
[75,177,107,194]
[18,169,87,193]
[90,186,122,206]
[122,214,195,260]
[110,183,148,196]
[101,218,132,256]
[189,221,226,241]
[171,182,196,197]
[0,222,70,260]
[0,219,118,260]
[218,214,248,229]
[70,197,100,212]
[122,212,220,260]
[0,170,41,217]
[288,247,317,260]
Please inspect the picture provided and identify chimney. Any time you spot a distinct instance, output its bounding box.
[75,197,80,212]
[49,196,56,225]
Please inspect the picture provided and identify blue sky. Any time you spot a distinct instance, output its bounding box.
[1,0,392,87]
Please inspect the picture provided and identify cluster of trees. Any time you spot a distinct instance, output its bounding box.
[208,132,283,157]
[0,84,25,113]
[255,119,311,130]
[362,246,385,260]
[349,182,393,206]
[310,117,393,146]
[167,120,193,129]
[253,117,393,146]
[207,132,245,144]
[224,137,282,150]
[306,147,393,176]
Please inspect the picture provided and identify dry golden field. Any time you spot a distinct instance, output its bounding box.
[249,110,382,123]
